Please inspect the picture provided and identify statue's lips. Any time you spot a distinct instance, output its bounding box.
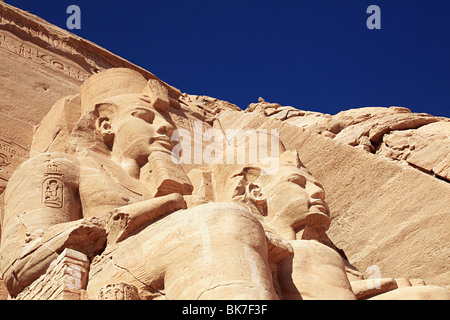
[149,136,173,149]
[308,199,329,215]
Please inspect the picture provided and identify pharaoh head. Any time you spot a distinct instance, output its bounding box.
[205,133,331,240]
[256,150,330,239]
[79,68,177,167]
[31,68,191,196]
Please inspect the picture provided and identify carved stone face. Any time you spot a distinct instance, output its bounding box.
[97,94,175,166]
[258,164,330,236]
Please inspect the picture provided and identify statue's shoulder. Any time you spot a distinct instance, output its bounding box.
[5,152,81,198]
[13,152,81,175]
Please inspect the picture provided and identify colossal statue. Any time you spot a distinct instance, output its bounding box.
[0,68,277,299]
[201,136,450,300]
[1,68,449,300]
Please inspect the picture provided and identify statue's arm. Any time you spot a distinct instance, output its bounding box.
[106,193,187,244]
[0,153,105,297]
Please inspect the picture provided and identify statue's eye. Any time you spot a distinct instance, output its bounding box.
[287,175,307,188]
[131,108,154,124]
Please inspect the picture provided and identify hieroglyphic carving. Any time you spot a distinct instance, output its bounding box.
[42,178,63,208]
[0,139,28,200]
[0,141,13,196]
[0,141,15,167]
[0,140,17,174]
[0,3,128,81]
[42,157,63,208]
[0,7,79,56]
[0,154,10,172]
[0,31,90,81]
[0,1,182,108]
[98,283,140,300]
[0,9,104,68]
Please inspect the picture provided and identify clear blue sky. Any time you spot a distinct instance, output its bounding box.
[7,0,450,118]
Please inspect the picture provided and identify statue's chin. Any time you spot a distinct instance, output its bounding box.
[294,211,331,234]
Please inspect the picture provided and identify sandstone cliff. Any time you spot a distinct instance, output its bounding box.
[217,105,450,290]
[0,2,448,299]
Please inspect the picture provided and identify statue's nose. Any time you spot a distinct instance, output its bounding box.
[309,182,326,201]
[155,117,174,137]
[157,125,168,135]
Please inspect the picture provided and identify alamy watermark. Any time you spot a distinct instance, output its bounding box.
[66,5,81,30]
[65,5,381,32]
[364,265,382,289]
[367,5,381,30]
[171,122,280,175]
[66,4,381,30]
[65,264,83,290]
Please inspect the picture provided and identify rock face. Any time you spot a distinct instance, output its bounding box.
[218,109,450,292]
[0,3,449,300]
[255,103,450,181]
[376,121,450,181]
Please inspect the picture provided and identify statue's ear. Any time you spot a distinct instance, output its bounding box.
[94,103,116,148]
[231,166,267,216]
[246,182,267,216]
[231,166,262,198]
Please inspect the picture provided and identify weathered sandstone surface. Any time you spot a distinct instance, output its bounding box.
[254,102,450,181]
[0,2,448,300]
